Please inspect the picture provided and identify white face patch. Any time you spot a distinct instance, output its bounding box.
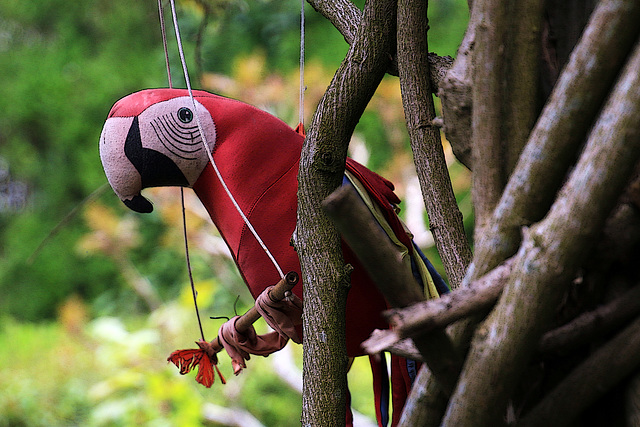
[137,96,217,185]
[99,116,139,202]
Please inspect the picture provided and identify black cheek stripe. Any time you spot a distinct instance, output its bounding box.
[124,116,190,189]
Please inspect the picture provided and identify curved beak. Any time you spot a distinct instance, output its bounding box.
[100,92,213,214]
[123,194,154,213]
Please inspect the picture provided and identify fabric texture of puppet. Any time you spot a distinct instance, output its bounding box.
[100,88,448,426]
[217,316,288,375]
[255,284,303,344]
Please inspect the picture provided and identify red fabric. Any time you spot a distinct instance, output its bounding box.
[255,285,303,344]
[189,90,394,357]
[369,353,389,427]
[218,316,288,375]
[390,355,421,426]
[167,341,226,387]
[109,88,402,356]
[345,385,354,427]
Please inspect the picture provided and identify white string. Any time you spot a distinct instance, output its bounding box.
[167,0,285,279]
[158,0,206,341]
[157,0,173,89]
[299,0,305,127]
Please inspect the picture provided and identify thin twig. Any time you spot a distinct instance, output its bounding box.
[28,184,109,264]
[397,0,471,289]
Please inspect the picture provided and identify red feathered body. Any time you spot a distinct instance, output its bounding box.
[106,88,409,356]
[102,88,431,425]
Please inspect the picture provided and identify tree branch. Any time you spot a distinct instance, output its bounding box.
[467,0,640,283]
[386,258,513,339]
[306,0,453,92]
[502,0,544,175]
[443,35,640,426]
[399,365,450,427]
[306,0,360,45]
[439,0,477,169]
[538,282,640,356]
[293,0,397,424]
[470,0,507,232]
[397,0,472,289]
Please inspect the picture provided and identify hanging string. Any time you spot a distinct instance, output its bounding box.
[157,0,173,89]
[158,0,206,342]
[180,188,206,341]
[167,0,285,280]
[298,0,305,129]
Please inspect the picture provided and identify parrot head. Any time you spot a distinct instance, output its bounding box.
[99,89,216,213]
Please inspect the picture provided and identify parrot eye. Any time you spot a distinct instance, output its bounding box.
[177,107,193,123]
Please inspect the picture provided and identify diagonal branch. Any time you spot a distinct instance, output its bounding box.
[323,184,463,396]
[519,314,640,427]
[538,282,640,357]
[386,258,513,339]
[306,0,360,45]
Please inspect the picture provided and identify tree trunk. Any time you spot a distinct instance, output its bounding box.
[294,0,397,424]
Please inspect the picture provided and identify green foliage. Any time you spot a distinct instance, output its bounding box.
[355,110,393,171]
[0,0,167,320]
[198,1,349,74]
[428,0,471,57]
[0,318,95,426]
[0,308,308,427]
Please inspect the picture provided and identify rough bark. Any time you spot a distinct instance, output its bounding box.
[439,0,477,169]
[386,258,513,339]
[470,0,507,232]
[363,332,422,361]
[306,0,361,45]
[397,0,472,290]
[368,279,640,364]
[399,365,449,427]
[443,37,640,426]
[322,186,425,307]
[293,0,397,424]
[466,0,640,284]
[538,283,640,357]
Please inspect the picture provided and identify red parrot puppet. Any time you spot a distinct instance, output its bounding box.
[99,88,448,426]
